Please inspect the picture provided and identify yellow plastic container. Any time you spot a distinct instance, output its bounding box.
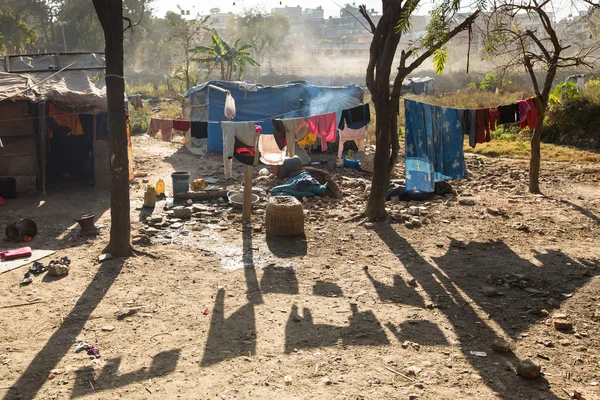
[192,178,205,191]
[143,185,157,208]
[155,179,165,196]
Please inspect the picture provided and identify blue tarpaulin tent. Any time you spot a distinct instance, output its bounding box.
[184,80,364,153]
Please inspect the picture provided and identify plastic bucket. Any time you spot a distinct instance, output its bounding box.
[171,171,191,195]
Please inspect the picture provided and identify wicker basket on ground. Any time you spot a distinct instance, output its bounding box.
[265,196,304,236]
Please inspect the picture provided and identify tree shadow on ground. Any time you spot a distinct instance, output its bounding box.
[200,288,256,366]
[431,238,598,337]
[70,349,181,398]
[284,303,390,353]
[313,281,344,297]
[265,234,308,258]
[371,222,597,400]
[3,259,124,400]
[260,265,299,295]
[386,320,449,345]
[242,227,263,305]
[364,268,425,308]
[560,199,600,224]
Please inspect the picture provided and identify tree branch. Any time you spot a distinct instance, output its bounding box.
[359,5,377,34]
[391,10,480,98]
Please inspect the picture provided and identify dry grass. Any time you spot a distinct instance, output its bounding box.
[465,139,600,163]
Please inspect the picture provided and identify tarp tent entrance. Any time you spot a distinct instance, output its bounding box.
[184,80,364,153]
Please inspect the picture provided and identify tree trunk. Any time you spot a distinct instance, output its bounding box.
[529,104,547,194]
[92,0,131,257]
[364,98,394,220]
[529,125,542,193]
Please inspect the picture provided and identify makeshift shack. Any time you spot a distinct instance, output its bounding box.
[184,80,364,153]
[0,52,131,194]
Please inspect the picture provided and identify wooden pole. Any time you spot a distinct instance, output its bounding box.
[242,128,259,222]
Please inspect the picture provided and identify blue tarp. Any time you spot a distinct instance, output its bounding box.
[185,81,364,153]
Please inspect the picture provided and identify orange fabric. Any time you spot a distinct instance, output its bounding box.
[47,103,83,136]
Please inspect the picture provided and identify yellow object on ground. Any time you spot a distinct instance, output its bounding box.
[192,179,205,190]
[143,185,157,208]
[156,179,165,196]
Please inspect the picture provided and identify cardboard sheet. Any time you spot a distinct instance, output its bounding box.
[0,249,56,274]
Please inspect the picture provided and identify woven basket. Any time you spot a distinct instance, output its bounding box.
[266,196,304,236]
[361,153,375,173]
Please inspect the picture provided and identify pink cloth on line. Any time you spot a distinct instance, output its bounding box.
[308,112,337,144]
[146,118,173,142]
[338,126,367,159]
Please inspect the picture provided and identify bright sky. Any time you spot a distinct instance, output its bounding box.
[151,0,583,20]
[151,0,387,19]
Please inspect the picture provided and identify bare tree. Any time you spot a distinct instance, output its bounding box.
[360,1,481,220]
[92,0,131,257]
[483,0,600,193]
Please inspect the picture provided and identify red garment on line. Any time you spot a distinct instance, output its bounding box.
[520,98,539,131]
[475,108,491,144]
[172,119,191,132]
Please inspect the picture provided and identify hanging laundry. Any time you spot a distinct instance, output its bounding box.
[191,121,208,138]
[259,133,286,165]
[338,103,370,129]
[281,117,311,157]
[221,121,256,179]
[298,133,317,148]
[146,118,173,142]
[338,126,367,159]
[404,99,465,193]
[459,109,477,148]
[272,119,287,150]
[519,97,539,131]
[498,104,520,125]
[173,119,191,132]
[307,112,337,144]
[489,107,500,131]
[517,99,531,125]
[475,108,492,146]
[47,103,84,137]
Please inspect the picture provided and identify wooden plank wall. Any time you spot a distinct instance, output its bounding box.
[0,100,37,190]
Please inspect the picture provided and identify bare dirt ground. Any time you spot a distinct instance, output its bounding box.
[1,135,599,400]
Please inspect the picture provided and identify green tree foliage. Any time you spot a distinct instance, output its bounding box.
[479,73,499,92]
[0,1,38,54]
[194,31,260,81]
[228,9,290,64]
[165,10,210,91]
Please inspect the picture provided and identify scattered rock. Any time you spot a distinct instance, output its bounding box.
[408,278,418,286]
[516,359,541,379]
[322,376,332,385]
[132,234,152,246]
[553,315,573,331]
[406,366,422,376]
[491,339,511,354]
[173,207,192,219]
[413,382,425,389]
[292,313,303,322]
[102,326,115,332]
[481,286,499,297]
[408,394,419,400]
[284,375,293,385]
[48,261,69,276]
[458,198,476,206]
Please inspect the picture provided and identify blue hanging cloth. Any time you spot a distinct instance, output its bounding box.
[404,99,465,193]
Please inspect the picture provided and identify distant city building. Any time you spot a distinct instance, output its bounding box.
[205,8,234,37]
